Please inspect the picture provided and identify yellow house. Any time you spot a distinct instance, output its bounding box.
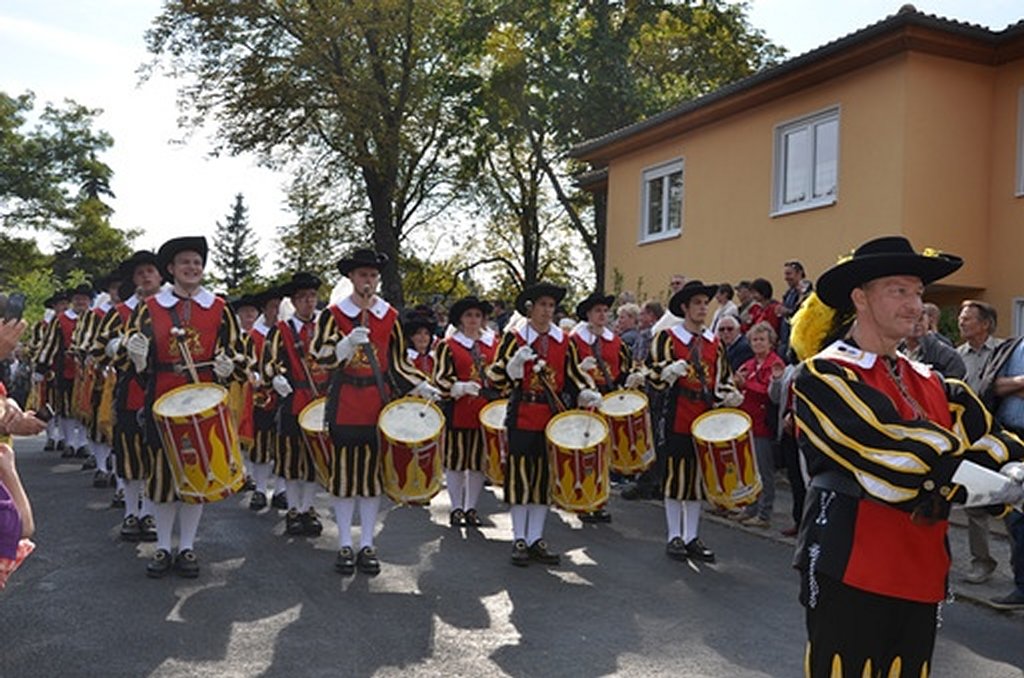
[571,7,1024,335]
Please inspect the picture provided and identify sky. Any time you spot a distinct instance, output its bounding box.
[1,1,1022,274]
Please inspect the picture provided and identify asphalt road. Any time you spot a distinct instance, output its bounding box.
[2,435,1022,677]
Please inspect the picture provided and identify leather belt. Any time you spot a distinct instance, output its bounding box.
[517,392,548,404]
[339,374,378,388]
[809,471,864,498]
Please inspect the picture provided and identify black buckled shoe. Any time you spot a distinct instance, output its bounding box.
[174,549,200,578]
[356,546,381,575]
[82,456,97,470]
[285,509,304,536]
[463,508,484,527]
[110,488,125,509]
[666,536,687,561]
[335,546,356,575]
[139,515,158,542]
[120,515,142,542]
[449,508,465,527]
[510,539,530,567]
[146,549,173,578]
[74,446,90,459]
[684,538,715,563]
[61,443,74,459]
[56,440,66,453]
[302,509,323,536]
[92,470,108,488]
[271,492,288,509]
[242,476,255,492]
[528,539,560,565]
[249,491,267,512]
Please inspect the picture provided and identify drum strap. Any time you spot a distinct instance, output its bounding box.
[287,320,321,398]
[688,336,715,407]
[469,340,500,402]
[592,335,615,391]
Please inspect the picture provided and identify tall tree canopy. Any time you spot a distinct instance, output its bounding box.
[211,193,261,294]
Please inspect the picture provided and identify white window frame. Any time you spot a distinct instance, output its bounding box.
[771,107,840,216]
[639,159,684,244]
[1013,297,1024,338]
[1016,87,1024,197]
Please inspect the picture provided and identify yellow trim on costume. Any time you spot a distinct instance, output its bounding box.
[972,434,1011,465]
[886,656,902,678]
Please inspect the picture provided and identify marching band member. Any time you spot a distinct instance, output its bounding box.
[311,248,439,576]
[123,237,246,578]
[569,291,646,524]
[263,272,329,537]
[30,292,67,452]
[229,294,260,488]
[433,296,498,527]
[403,305,438,375]
[647,280,742,564]
[487,282,592,567]
[80,271,125,484]
[247,286,283,511]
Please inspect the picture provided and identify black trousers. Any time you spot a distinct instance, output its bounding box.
[805,575,937,677]
[780,433,806,526]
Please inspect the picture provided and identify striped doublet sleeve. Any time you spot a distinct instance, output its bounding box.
[90,309,123,367]
[216,304,246,383]
[312,310,340,369]
[485,331,520,390]
[944,378,1024,469]
[388,321,427,392]
[644,330,673,393]
[433,341,456,396]
[34,317,62,374]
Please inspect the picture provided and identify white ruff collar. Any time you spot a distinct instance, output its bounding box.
[671,324,714,344]
[252,318,272,336]
[338,295,388,320]
[452,329,495,349]
[572,323,614,343]
[517,323,564,345]
[818,340,932,377]
[289,311,318,333]
[63,309,79,321]
[154,287,216,309]
[125,296,140,310]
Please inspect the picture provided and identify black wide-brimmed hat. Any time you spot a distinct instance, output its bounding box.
[43,291,65,308]
[157,236,209,278]
[256,285,284,308]
[119,250,160,278]
[449,296,493,326]
[117,278,136,302]
[575,292,615,321]
[515,282,567,315]
[816,236,963,310]
[668,280,718,318]
[281,272,322,297]
[69,283,95,300]
[230,293,261,312]
[401,305,438,337]
[94,269,125,292]
[337,248,389,276]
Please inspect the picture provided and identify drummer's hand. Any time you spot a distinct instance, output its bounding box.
[577,389,602,409]
[719,389,744,409]
[126,333,150,372]
[347,327,371,345]
[105,336,122,359]
[578,356,598,372]
[507,346,536,380]
[213,352,235,378]
[411,381,442,401]
[450,381,480,399]
[271,374,293,397]
[660,359,689,385]
[625,371,646,390]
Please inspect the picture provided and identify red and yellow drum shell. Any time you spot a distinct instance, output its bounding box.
[546,409,610,513]
[478,399,508,486]
[599,389,655,475]
[378,397,445,505]
[152,383,245,504]
[691,408,762,510]
[299,397,332,489]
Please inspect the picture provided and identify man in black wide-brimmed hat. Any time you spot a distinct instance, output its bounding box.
[790,235,1024,677]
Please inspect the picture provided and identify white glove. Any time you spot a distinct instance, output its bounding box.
[577,388,602,409]
[1000,461,1024,484]
[336,326,371,363]
[411,381,442,401]
[659,359,689,385]
[507,346,537,380]
[213,352,235,379]
[578,356,598,372]
[719,389,744,409]
[625,371,646,390]
[105,336,121,359]
[126,333,150,372]
[450,381,481,399]
[31,372,44,384]
[989,481,1024,507]
[271,374,293,397]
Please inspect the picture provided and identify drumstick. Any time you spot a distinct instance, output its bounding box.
[170,327,200,383]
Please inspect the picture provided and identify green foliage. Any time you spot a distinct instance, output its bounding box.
[51,198,137,282]
[211,193,261,294]
[0,234,51,285]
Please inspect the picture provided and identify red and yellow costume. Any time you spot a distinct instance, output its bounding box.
[433,330,498,472]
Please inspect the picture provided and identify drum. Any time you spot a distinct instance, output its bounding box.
[97,369,116,443]
[378,396,445,505]
[599,389,655,474]
[298,397,332,489]
[691,408,761,510]
[546,409,610,513]
[478,399,508,486]
[152,383,246,504]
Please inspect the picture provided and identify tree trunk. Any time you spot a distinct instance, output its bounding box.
[363,168,405,307]
[593,188,607,290]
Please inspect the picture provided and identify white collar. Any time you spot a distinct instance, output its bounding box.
[125,296,140,310]
[63,309,79,321]
[43,309,55,322]
[572,323,614,343]
[452,329,496,349]
[289,312,318,332]
[819,339,933,377]
[154,287,216,309]
[338,295,389,320]
[98,301,112,313]
[517,323,564,345]
[407,348,431,362]
[252,318,272,336]
[671,324,714,344]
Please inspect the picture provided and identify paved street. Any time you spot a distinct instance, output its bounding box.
[1,435,1022,678]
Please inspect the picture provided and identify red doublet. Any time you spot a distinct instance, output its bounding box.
[835,355,952,603]
[277,318,329,416]
[571,331,623,390]
[116,302,146,410]
[248,327,276,413]
[411,352,434,375]
[329,303,398,426]
[56,312,78,381]
[511,331,569,432]
[147,296,226,396]
[668,331,721,434]
[446,336,498,429]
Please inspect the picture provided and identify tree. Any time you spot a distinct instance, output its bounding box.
[0,234,51,287]
[145,1,489,305]
[51,197,137,282]
[211,193,261,294]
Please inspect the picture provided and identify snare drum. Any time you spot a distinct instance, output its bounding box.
[152,383,246,504]
[299,397,332,489]
[691,408,761,510]
[599,389,655,474]
[546,409,610,513]
[378,396,445,505]
[478,399,508,486]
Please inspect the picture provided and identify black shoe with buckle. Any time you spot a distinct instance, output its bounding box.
[242,476,255,492]
[449,508,465,527]
[685,538,715,563]
[249,492,267,511]
[120,515,142,542]
[666,536,687,561]
[271,492,288,509]
[510,539,530,567]
[61,443,73,458]
[302,509,323,536]
[74,446,90,459]
[528,539,560,565]
[110,488,125,509]
[82,456,97,470]
[146,549,173,578]
[357,546,381,575]
[56,440,66,453]
[92,470,108,487]
[285,509,304,536]
[335,546,356,575]
[174,549,200,578]
[463,508,484,527]
[139,515,157,542]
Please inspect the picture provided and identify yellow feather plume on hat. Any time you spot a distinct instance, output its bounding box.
[789,292,842,361]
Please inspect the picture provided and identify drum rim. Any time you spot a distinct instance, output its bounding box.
[598,388,649,415]
[691,407,753,441]
[379,395,445,445]
[298,395,328,432]
[545,408,610,447]
[479,398,509,431]
[152,381,229,419]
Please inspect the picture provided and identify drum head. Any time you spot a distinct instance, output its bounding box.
[599,390,647,416]
[480,400,508,429]
[299,398,327,432]
[154,383,226,417]
[692,409,751,442]
[380,398,444,442]
[547,411,608,449]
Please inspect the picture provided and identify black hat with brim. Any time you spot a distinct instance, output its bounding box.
[337,248,389,276]
[120,250,160,278]
[256,286,284,308]
[117,278,136,302]
[157,236,209,280]
[401,305,438,337]
[230,294,261,312]
[94,269,125,293]
[816,236,963,310]
[449,296,494,326]
[668,280,718,318]
[575,292,616,321]
[51,290,70,305]
[515,282,567,316]
[280,272,322,298]
[69,283,95,300]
